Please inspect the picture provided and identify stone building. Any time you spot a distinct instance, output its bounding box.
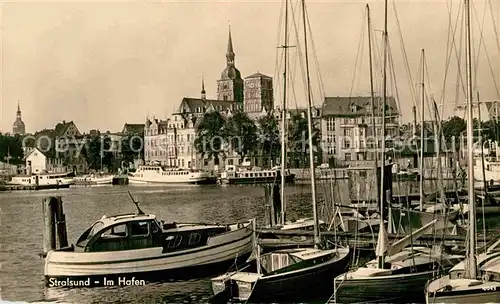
[321,96,399,166]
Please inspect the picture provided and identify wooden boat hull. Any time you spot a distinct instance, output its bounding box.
[334,269,443,303]
[45,222,253,284]
[425,276,500,303]
[215,247,351,303]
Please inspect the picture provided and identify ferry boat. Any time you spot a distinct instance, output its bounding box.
[74,173,114,185]
[44,203,255,284]
[127,165,216,184]
[218,165,295,185]
[8,172,75,190]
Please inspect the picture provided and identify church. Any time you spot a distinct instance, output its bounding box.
[144,27,275,169]
[12,102,26,135]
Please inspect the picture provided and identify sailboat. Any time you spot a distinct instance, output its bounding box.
[210,1,350,302]
[332,4,463,303]
[424,0,500,302]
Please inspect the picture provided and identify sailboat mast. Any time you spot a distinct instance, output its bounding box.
[465,0,477,279]
[301,0,320,247]
[376,0,389,267]
[280,0,289,226]
[366,4,379,222]
[419,49,425,211]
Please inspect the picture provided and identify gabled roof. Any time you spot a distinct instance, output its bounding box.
[122,123,145,135]
[178,97,236,114]
[24,147,47,160]
[54,121,79,137]
[322,96,399,117]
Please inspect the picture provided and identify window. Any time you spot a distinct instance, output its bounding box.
[343,139,351,149]
[129,221,149,236]
[102,224,127,238]
[344,153,352,161]
[343,128,353,137]
[188,233,202,245]
[165,235,183,248]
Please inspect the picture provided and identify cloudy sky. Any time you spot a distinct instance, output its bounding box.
[0,0,498,134]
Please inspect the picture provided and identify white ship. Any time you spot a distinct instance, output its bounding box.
[127,165,216,184]
[74,174,114,185]
[8,172,75,189]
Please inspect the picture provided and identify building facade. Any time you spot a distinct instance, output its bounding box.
[25,147,66,174]
[321,96,399,166]
[217,27,244,104]
[244,72,274,118]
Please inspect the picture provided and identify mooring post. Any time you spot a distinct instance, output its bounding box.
[42,197,56,253]
[265,184,276,227]
[54,197,68,249]
[272,183,281,226]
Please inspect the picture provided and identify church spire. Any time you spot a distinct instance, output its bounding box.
[226,26,235,66]
[16,101,21,119]
[201,75,206,101]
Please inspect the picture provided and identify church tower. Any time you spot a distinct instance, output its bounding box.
[217,27,244,104]
[12,101,26,135]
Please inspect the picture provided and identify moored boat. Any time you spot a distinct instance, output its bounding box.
[44,206,254,284]
[128,165,216,184]
[74,174,114,185]
[218,165,295,185]
[334,246,463,303]
[8,172,75,190]
[211,246,351,303]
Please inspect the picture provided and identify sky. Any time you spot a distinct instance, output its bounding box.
[0,0,499,134]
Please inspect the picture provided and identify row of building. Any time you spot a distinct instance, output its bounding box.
[143,28,401,170]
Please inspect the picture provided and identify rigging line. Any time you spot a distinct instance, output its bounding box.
[289,0,308,111]
[304,5,326,104]
[488,0,500,57]
[471,0,488,90]
[391,0,418,109]
[472,1,500,99]
[273,0,286,103]
[387,37,402,120]
[301,1,316,105]
[440,0,458,107]
[348,9,368,100]
[453,6,466,115]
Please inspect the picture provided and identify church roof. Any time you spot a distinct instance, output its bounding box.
[178,97,235,113]
[13,118,25,128]
[246,72,272,79]
[322,96,399,117]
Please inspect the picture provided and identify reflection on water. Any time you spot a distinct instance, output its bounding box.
[0,180,490,303]
[0,184,318,303]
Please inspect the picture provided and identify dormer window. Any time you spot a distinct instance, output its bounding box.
[350,104,357,112]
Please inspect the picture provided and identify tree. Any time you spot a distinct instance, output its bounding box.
[225,110,258,160]
[121,134,144,166]
[194,111,227,161]
[442,116,466,141]
[257,113,281,165]
[0,135,23,164]
[287,113,321,168]
[84,136,114,171]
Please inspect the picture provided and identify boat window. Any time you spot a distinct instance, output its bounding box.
[102,224,127,239]
[165,235,183,248]
[129,221,149,237]
[188,233,202,245]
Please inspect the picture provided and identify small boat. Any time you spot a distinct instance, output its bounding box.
[424,240,500,303]
[392,168,420,181]
[44,200,254,284]
[74,173,114,185]
[218,165,295,185]
[128,165,216,184]
[334,246,463,303]
[211,246,351,303]
[8,172,75,190]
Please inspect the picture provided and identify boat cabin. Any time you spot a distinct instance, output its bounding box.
[74,214,229,253]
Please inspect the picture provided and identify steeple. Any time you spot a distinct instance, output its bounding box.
[17,101,21,119]
[201,75,206,101]
[226,26,235,66]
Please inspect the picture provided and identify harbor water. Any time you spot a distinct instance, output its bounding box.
[0,180,497,303]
